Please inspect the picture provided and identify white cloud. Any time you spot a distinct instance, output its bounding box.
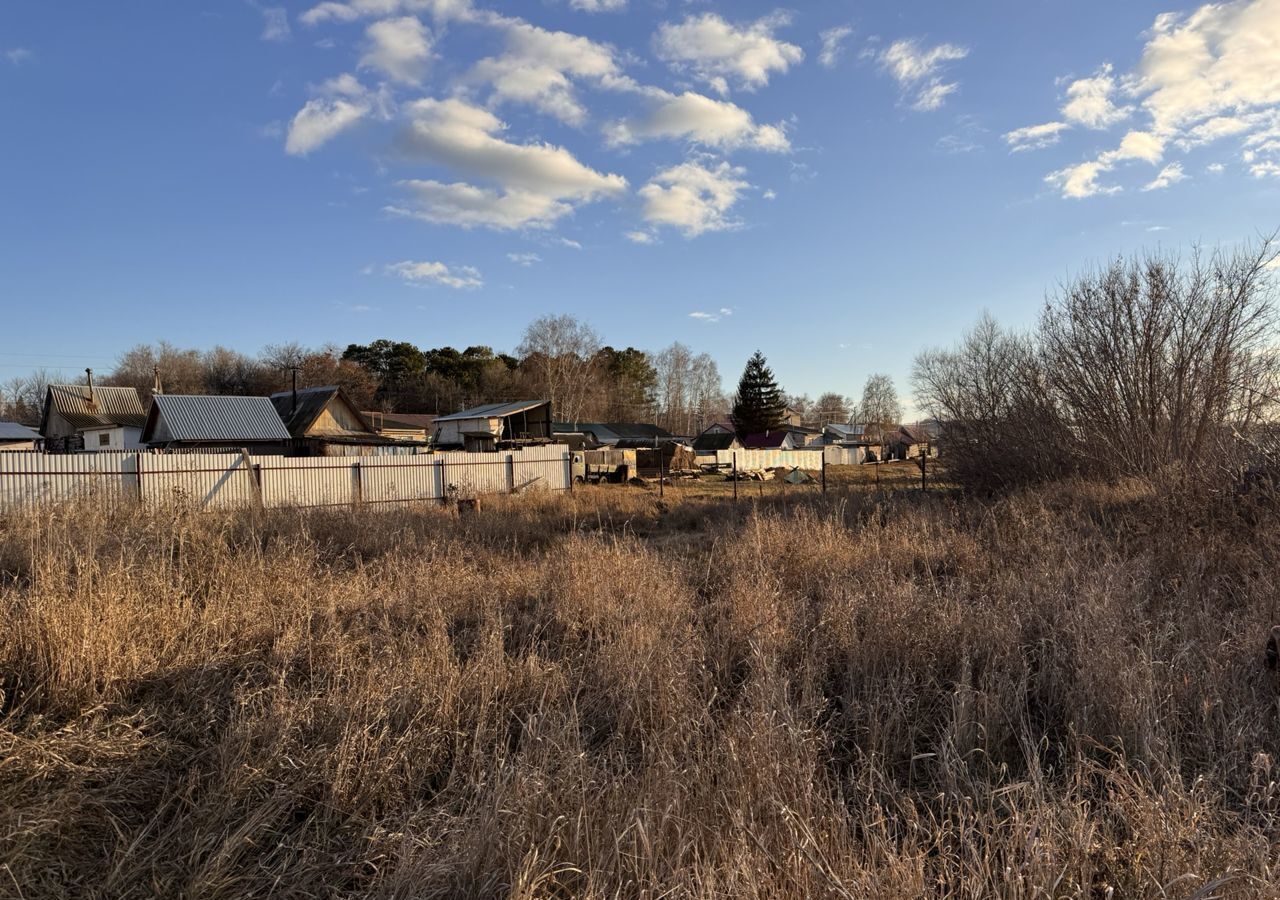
[570,0,625,11]
[762,188,777,199]
[388,180,575,229]
[1004,121,1070,152]
[878,39,969,111]
[605,89,789,152]
[360,16,432,84]
[1045,160,1122,199]
[259,6,292,41]
[387,259,483,289]
[625,230,656,244]
[639,160,750,237]
[1143,161,1187,190]
[689,307,733,322]
[300,0,469,26]
[397,97,627,199]
[654,12,803,95]
[1061,64,1132,129]
[1028,1,1280,198]
[284,74,378,155]
[818,26,853,69]
[467,19,627,125]
[5,48,33,65]
[1207,162,1226,172]
[507,251,542,265]
[1253,160,1280,177]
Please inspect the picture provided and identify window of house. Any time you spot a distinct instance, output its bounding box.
[98,433,110,447]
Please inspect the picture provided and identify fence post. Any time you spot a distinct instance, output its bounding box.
[659,447,664,498]
[136,451,144,506]
[240,448,264,509]
[564,451,572,493]
[507,453,516,494]
[821,453,827,494]
[732,452,738,503]
[354,460,364,507]
[437,458,447,505]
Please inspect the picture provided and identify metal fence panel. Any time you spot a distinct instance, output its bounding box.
[140,453,258,509]
[511,448,570,492]
[261,457,355,508]
[359,455,443,506]
[0,451,135,509]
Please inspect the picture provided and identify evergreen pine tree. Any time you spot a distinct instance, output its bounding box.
[730,351,787,437]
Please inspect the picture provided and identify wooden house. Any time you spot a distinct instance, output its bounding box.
[271,386,394,455]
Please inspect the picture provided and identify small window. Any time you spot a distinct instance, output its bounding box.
[98,433,110,447]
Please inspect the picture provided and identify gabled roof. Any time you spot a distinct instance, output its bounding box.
[692,431,739,453]
[743,431,793,449]
[143,395,291,444]
[896,425,928,444]
[270,386,378,439]
[0,422,41,441]
[436,400,549,422]
[41,384,147,434]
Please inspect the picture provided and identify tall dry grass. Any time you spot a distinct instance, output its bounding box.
[1,483,1278,898]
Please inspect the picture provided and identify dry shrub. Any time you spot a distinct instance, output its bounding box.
[1,483,1279,898]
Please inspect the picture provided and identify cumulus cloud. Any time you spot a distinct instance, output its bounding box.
[507,251,542,265]
[625,230,656,244]
[5,48,33,65]
[360,16,432,84]
[605,89,789,152]
[1045,129,1167,197]
[1026,0,1280,198]
[654,12,803,95]
[285,74,377,155]
[570,0,625,11]
[387,259,483,289]
[1004,121,1070,152]
[300,0,469,26]
[878,39,969,111]
[1061,64,1133,129]
[818,26,853,69]
[639,160,750,237]
[467,19,627,125]
[387,98,626,229]
[1143,161,1187,190]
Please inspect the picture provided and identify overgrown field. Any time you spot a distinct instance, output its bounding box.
[2,481,1279,898]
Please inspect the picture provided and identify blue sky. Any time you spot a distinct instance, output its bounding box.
[2,0,1278,404]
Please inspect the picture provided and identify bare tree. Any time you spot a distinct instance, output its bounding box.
[815,391,851,424]
[855,374,902,430]
[654,342,724,434]
[516,314,601,423]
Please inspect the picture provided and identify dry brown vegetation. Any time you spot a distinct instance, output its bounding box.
[2,481,1280,898]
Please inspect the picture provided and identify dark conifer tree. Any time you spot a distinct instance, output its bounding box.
[730,351,787,437]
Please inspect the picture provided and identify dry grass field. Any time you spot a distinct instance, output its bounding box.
[2,478,1279,898]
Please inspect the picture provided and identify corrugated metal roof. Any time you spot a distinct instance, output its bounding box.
[145,395,291,443]
[43,385,147,431]
[436,400,549,422]
[0,422,41,441]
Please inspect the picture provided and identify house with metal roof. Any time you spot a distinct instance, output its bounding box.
[142,394,292,451]
[692,430,741,455]
[552,421,682,448]
[434,400,552,452]
[0,422,42,451]
[40,381,147,451]
[270,386,393,455]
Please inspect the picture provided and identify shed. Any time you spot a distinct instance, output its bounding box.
[142,394,292,451]
[271,386,393,455]
[41,384,147,452]
[692,430,742,454]
[886,425,933,461]
[434,400,552,452]
[364,411,437,442]
[0,422,42,451]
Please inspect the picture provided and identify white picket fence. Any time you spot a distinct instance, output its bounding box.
[711,446,865,470]
[0,447,572,512]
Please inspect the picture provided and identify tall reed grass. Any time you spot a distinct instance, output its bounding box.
[1,483,1277,898]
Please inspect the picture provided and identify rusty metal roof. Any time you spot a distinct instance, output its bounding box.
[41,384,147,433]
[144,394,291,444]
